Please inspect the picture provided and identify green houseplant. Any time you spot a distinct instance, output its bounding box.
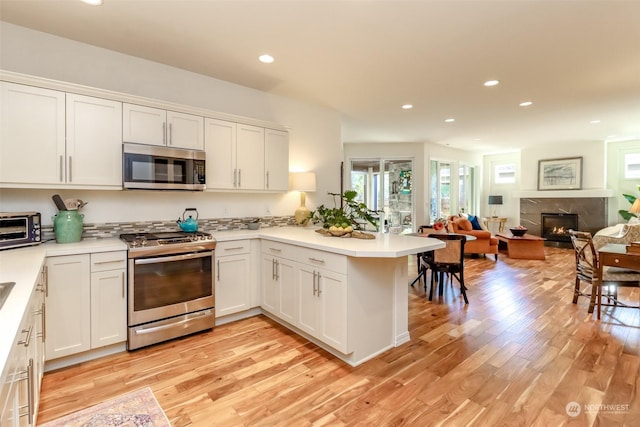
[310,191,381,231]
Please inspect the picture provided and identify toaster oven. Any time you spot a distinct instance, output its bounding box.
[0,212,41,250]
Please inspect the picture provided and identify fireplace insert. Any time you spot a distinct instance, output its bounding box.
[541,213,578,244]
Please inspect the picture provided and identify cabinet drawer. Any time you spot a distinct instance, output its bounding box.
[91,251,127,272]
[216,240,250,256]
[261,240,297,261]
[297,247,347,274]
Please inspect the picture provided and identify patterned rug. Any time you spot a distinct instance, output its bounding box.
[40,387,171,427]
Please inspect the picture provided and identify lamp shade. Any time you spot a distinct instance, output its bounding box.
[629,198,640,215]
[488,195,503,205]
[289,172,316,192]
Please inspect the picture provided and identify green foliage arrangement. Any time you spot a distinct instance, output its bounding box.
[618,184,640,221]
[310,191,381,231]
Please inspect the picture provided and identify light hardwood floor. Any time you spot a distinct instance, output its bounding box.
[37,246,640,426]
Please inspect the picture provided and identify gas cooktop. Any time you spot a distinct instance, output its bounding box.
[120,231,216,257]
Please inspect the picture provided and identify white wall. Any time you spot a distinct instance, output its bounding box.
[0,23,343,224]
[483,152,520,230]
[520,140,606,190]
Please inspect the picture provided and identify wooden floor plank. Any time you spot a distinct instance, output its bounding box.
[36,247,640,426]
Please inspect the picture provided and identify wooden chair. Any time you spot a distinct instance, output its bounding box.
[569,230,638,313]
[420,234,468,304]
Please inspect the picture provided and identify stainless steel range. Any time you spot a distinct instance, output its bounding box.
[120,231,216,350]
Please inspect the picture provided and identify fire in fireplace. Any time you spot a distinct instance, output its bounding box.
[541,213,578,243]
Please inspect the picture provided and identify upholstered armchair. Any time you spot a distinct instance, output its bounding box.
[593,222,640,250]
[447,215,499,260]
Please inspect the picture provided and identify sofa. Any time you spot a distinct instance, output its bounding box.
[447,215,499,260]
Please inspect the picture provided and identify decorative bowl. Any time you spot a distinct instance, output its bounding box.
[248,222,260,230]
[510,227,527,237]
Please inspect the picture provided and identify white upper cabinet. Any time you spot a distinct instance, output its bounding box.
[66,94,122,187]
[0,83,122,188]
[1,82,65,185]
[264,129,289,191]
[236,124,265,190]
[123,103,204,150]
[204,118,289,191]
[204,118,236,189]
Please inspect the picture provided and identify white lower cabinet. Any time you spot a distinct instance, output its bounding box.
[45,251,126,361]
[1,266,46,427]
[215,240,252,317]
[261,241,348,354]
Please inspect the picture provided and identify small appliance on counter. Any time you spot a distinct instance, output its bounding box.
[0,212,41,250]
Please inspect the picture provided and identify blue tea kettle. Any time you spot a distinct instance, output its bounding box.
[177,208,199,232]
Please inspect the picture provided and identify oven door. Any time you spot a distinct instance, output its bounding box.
[128,250,214,326]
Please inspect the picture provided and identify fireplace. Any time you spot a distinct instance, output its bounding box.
[541,213,578,244]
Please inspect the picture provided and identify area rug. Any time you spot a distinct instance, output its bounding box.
[40,387,171,427]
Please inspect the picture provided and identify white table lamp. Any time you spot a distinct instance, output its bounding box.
[290,172,316,225]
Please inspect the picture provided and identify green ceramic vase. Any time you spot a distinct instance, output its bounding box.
[53,210,84,243]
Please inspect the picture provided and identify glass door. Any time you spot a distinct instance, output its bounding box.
[350,159,414,233]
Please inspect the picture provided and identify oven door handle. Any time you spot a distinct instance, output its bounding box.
[133,310,211,335]
[134,250,213,265]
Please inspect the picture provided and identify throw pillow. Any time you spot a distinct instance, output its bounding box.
[468,215,483,230]
[456,218,473,231]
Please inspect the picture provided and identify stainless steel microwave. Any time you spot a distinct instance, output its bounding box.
[0,212,41,250]
[123,143,206,191]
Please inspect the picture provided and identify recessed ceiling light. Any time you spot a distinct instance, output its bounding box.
[590,119,601,124]
[519,101,533,107]
[401,104,413,110]
[483,80,499,87]
[445,118,455,123]
[81,0,103,5]
[258,54,274,64]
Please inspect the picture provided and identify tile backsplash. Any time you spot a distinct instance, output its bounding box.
[42,216,296,242]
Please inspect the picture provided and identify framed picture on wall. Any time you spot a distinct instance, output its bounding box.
[537,157,582,190]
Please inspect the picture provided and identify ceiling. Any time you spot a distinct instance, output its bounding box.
[1,0,639,153]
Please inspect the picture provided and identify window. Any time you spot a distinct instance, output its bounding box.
[459,165,476,214]
[430,160,451,220]
[494,163,516,184]
[624,153,640,179]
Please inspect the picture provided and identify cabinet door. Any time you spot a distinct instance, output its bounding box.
[317,270,348,353]
[45,255,91,360]
[123,103,166,146]
[261,255,278,315]
[264,129,289,191]
[215,254,251,317]
[0,82,65,185]
[204,118,236,189]
[236,124,265,190]
[90,269,127,348]
[66,94,123,187]
[296,264,320,337]
[167,111,204,150]
[276,258,296,324]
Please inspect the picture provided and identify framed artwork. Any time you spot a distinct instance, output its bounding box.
[399,170,412,194]
[537,157,582,190]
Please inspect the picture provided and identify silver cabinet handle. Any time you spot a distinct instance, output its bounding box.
[224,246,244,251]
[269,248,282,253]
[18,358,34,425]
[238,169,242,187]
[18,325,33,347]
[41,302,46,342]
[275,260,280,280]
[272,258,276,280]
[217,259,220,281]
[312,271,317,295]
[44,265,49,297]
[308,257,325,264]
[317,272,322,296]
[162,122,167,145]
[59,155,64,182]
[122,271,125,298]
[266,171,270,189]
[68,156,72,182]
[233,169,237,187]
[169,122,173,145]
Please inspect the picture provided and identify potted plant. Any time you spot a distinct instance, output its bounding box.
[310,191,381,232]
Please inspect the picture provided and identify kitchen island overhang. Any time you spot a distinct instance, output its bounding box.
[256,227,445,366]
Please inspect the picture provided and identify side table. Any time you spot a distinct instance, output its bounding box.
[482,217,507,233]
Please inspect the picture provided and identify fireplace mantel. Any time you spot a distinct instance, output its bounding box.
[513,189,614,199]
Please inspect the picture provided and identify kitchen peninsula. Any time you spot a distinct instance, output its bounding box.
[0,226,444,405]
